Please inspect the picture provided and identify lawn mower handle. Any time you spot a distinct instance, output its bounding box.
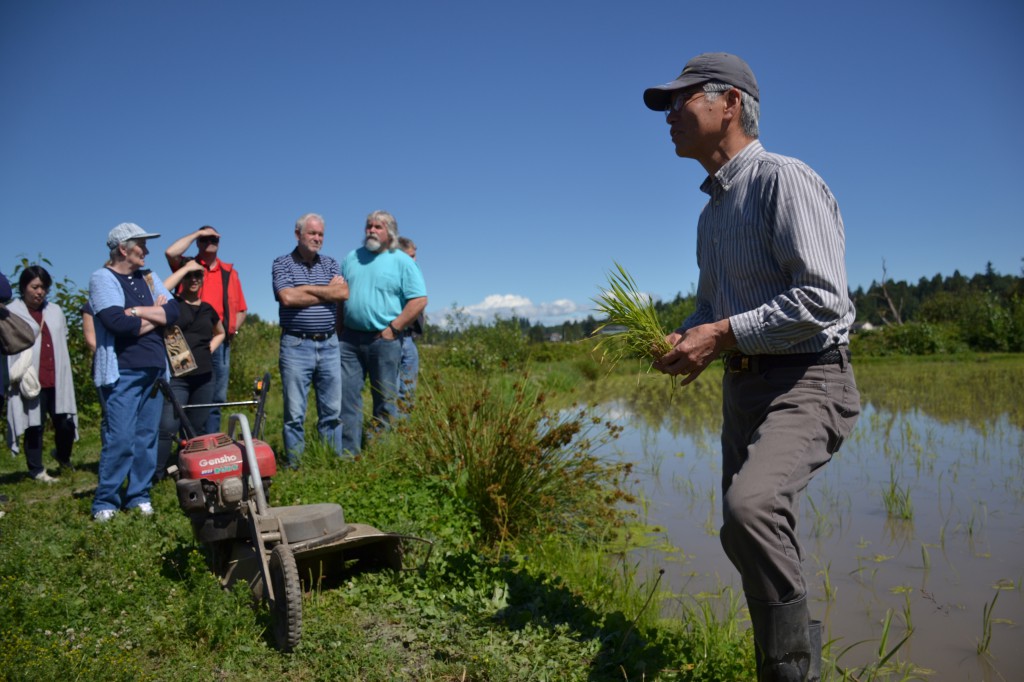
[227,413,270,517]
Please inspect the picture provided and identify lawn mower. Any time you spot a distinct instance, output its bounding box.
[158,376,430,652]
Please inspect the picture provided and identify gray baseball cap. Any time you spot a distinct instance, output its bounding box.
[106,222,161,249]
[644,52,759,111]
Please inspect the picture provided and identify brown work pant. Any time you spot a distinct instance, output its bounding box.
[720,361,861,604]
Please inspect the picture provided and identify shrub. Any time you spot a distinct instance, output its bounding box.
[226,314,281,400]
[438,318,529,373]
[392,370,627,543]
[527,339,589,363]
[850,321,967,356]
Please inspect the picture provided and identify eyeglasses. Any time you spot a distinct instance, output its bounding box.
[198,236,220,244]
[666,90,706,118]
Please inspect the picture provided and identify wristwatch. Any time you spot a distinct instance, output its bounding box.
[129,307,138,317]
[388,322,401,336]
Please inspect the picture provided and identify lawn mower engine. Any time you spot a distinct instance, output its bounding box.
[171,432,277,544]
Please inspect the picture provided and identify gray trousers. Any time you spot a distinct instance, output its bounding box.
[720,359,860,604]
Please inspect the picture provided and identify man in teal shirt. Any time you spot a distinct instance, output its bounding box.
[338,210,427,455]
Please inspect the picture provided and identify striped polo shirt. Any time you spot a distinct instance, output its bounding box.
[679,140,855,355]
[272,248,339,334]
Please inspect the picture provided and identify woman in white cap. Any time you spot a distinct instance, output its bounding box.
[88,223,179,522]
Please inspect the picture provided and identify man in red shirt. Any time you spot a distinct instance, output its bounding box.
[165,225,247,433]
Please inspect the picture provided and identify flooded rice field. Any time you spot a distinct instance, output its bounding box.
[598,359,1023,681]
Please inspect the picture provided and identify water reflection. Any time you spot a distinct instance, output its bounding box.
[594,360,1024,681]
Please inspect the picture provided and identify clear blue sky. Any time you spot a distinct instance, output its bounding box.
[2,0,1021,327]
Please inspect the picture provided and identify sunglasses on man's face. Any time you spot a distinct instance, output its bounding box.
[198,236,220,244]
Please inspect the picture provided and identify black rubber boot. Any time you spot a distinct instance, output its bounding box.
[808,619,822,682]
[748,596,812,682]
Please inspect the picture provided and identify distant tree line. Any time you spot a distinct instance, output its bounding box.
[430,260,1024,356]
[848,260,1024,354]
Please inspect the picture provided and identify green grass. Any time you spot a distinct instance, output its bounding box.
[8,322,1000,679]
[852,354,1024,430]
[0,323,758,681]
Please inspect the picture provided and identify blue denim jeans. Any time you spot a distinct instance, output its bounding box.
[279,332,342,466]
[398,335,420,410]
[93,367,163,514]
[340,330,402,455]
[205,343,231,433]
[157,371,216,480]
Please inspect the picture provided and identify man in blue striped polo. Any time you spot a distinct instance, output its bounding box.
[272,213,348,467]
[645,53,861,681]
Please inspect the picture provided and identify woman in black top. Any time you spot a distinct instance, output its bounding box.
[156,259,225,481]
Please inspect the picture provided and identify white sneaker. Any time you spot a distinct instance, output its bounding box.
[93,509,117,522]
[33,471,59,484]
[135,502,154,516]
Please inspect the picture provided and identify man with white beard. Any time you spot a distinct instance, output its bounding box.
[338,210,427,455]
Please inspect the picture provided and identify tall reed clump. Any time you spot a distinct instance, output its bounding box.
[393,370,628,543]
[592,262,672,368]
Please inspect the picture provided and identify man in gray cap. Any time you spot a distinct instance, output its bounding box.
[645,53,861,681]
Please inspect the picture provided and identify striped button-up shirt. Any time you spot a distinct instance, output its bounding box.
[272,249,340,334]
[679,140,855,355]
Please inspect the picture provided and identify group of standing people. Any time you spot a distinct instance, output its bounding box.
[4,211,426,519]
[2,222,246,522]
[89,222,248,520]
[272,210,426,468]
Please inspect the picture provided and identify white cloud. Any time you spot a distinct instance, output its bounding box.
[428,294,591,329]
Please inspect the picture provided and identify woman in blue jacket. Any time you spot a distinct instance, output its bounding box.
[88,223,179,522]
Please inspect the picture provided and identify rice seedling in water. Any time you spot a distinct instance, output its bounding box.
[819,560,838,603]
[703,486,718,536]
[835,608,916,681]
[806,492,834,538]
[901,591,913,631]
[977,590,999,655]
[592,262,672,367]
[882,463,914,520]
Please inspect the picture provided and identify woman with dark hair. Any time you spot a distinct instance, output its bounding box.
[155,258,225,481]
[5,265,78,482]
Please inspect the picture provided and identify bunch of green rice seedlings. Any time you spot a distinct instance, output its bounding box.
[592,262,672,366]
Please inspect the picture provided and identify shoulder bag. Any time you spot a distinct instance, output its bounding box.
[0,303,35,355]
